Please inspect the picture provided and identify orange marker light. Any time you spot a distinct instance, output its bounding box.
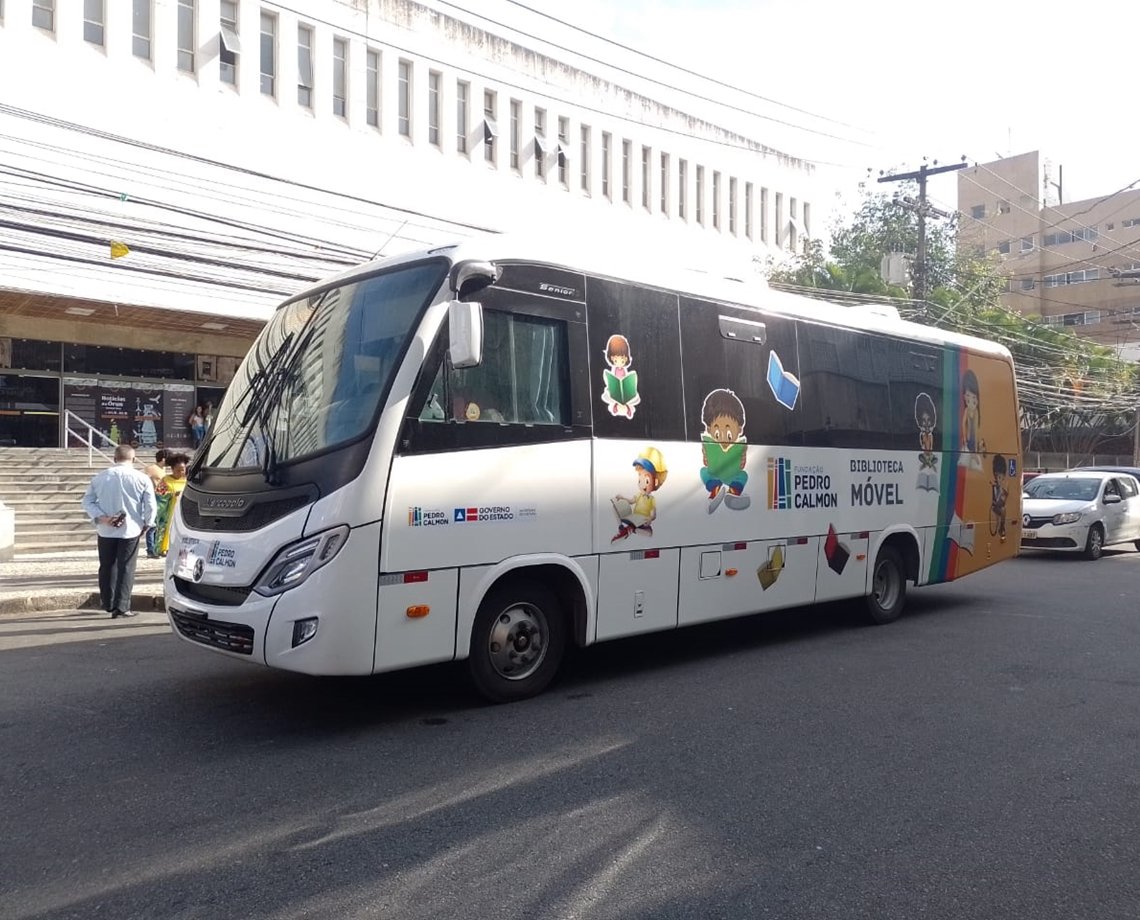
[855,553,866,561]
[406,605,430,619]
[725,568,739,577]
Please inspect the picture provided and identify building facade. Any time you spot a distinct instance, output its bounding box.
[0,0,821,447]
[957,151,1140,354]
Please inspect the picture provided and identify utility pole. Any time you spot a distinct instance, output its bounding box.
[877,159,968,302]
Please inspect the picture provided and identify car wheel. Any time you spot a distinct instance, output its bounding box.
[864,546,907,625]
[468,580,567,703]
[1084,524,1104,561]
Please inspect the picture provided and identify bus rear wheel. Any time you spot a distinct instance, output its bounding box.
[468,580,566,703]
[865,546,907,625]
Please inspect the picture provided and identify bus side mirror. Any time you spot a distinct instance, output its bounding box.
[448,300,483,368]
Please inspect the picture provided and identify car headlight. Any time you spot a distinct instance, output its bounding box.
[1052,512,1083,525]
[254,525,350,597]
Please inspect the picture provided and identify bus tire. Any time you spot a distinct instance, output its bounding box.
[865,546,907,625]
[468,579,567,703]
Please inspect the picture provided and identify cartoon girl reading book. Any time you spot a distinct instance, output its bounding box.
[600,334,641,419]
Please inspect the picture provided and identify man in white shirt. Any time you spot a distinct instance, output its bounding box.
[81,445,158,619]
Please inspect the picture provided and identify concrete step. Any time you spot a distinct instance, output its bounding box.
[15,522,91,536]
[0,499,87,511]
[12,529,95,546]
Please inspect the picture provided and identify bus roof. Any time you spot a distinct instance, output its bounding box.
[295,232,1014,362]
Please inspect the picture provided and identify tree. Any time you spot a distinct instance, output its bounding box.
[767,187,1140,464]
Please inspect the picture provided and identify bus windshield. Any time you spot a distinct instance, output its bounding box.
[202,260,447,471]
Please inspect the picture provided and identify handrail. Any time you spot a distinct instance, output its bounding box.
[65,410,116,467]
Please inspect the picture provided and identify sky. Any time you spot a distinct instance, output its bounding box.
[485,0,1140,233]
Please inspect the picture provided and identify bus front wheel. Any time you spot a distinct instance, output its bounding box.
[865,546,907,625]
[469,580,567,703]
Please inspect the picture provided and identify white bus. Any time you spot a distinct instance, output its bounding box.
[166,237,1022,701]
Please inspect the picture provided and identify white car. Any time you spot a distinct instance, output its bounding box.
[1021,471,1140,560]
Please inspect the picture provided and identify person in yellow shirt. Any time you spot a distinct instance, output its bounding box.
[154,452,190,556]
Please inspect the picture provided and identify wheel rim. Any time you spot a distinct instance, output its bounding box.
[1090,529,1103,555]
[485,602,548,682]
[873,559,901,611]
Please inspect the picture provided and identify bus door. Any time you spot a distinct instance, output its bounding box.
[386,270,593,668]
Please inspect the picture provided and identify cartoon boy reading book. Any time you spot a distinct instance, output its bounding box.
[699,389,750,512]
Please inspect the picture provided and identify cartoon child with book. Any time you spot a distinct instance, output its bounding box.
[611,446,667,542]
[600,334,641,418]
[699,389,750,512]
[915,392,939,493]
[959,369,983,469]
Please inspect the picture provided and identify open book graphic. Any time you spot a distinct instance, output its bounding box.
[604,369,639,405]
[767,350,800,410]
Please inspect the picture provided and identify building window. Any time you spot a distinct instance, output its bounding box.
[332,38,347,117]
[729,177,737,235]
[745,183,754,240]
[456,81,469,153]
[580,125,591,193]
[622,140,632,204]
[1020,278,1035,291]
[1020,236,1033,252]
[971,204,985,220]
[297,25,313,108]
[366,49,380,128]
[712,171,721,230]
[760,187,769,242]
[601,133,611,199]
[483,90,497,164]
[804,202,811,240]
[533,107,546,179]
[132,0,151,59]
[84,0,104,46]
[678,159,687,220]
[557,117,569,187]
[33,0,53,32]
[999,200,1011,214]
[1123,217,1140,228]
[660,153,669,214]
[219,1,239,86]
[397,60,411,136]
[177,0,195,72]
[696,166,705,226]
[998,240,1011,254]
[775,192,784,247]
[789,196,798,250]
[640,146,651,209]
[429,71,443,147]
[509,99,520,169]
[259,12,276,96]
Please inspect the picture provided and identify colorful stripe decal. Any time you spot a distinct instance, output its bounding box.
[928,348,964,583]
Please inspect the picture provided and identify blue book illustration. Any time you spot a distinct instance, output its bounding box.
[767,350,800,410]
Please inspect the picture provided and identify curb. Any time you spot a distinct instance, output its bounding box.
[0,591,166,617]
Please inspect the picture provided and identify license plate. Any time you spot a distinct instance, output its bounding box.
[1022,530,1037,540]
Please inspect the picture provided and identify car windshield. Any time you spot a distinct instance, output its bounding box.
[202,260,447,470]
[1024,477,1101,501]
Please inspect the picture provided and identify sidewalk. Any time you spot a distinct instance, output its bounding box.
[0,549,166,616]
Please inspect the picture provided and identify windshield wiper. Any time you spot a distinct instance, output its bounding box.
[252,319,322,485]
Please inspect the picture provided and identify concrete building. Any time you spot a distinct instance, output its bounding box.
[0,0,823,449]
[957,151,1140,355]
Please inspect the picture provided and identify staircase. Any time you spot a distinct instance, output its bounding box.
[0,448,157,555]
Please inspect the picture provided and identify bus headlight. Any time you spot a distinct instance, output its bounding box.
[254,525,350,597]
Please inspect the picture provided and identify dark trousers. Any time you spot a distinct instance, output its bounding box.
[97,535,141,615]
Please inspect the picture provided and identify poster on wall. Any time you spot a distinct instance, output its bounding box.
[64,379,194,450]
[163,385,195,450]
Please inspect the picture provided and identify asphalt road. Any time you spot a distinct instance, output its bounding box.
[2,550,1139,920]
